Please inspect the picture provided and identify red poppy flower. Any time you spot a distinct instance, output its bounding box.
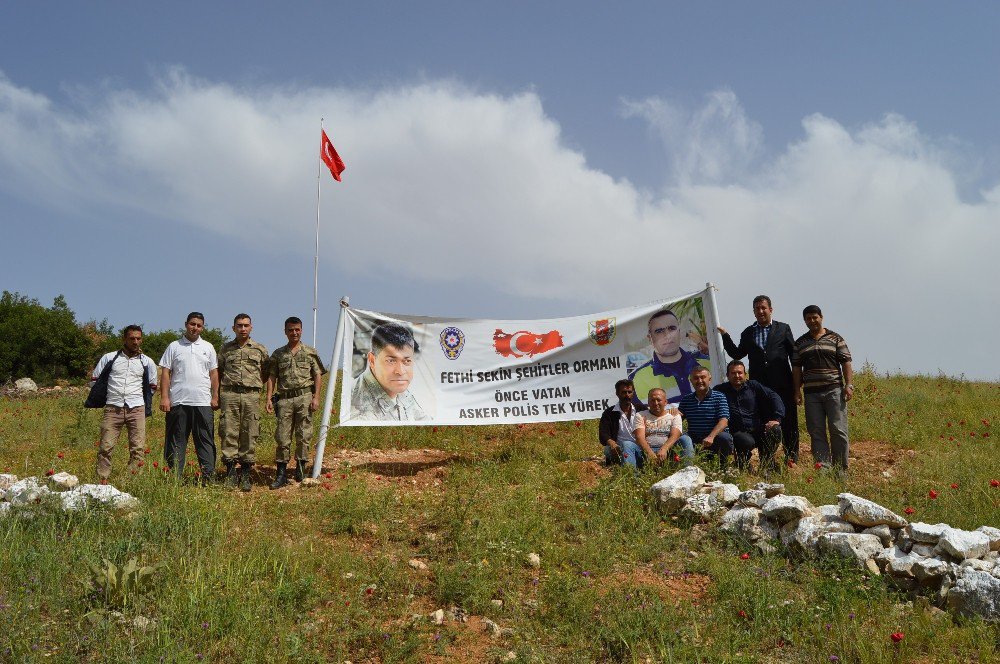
[950,483,958,489]
[144,448,151,454]
[365,587,373,596]
[738,609,748,619]
[740,553,750,560]
[432,426,439,433]
[45,469,54,476]
[57,452,64,459]
[673,454,681,463]
[890,632,904,643]
[575,421,582,427]
[815,462,823,469]
[904,506,915,515]
[153,462,159,468]
[991,479,1000,488]
[137,461,145,468]
[324,472,332,478]
[928,490,938,499]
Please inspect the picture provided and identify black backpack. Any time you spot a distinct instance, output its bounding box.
[85,351,154,417]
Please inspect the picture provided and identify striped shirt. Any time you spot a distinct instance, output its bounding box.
[753,322,771,350]
[791,330,852,393]
[678,389,730,441]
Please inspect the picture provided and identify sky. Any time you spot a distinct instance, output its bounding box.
[1,2,998,380]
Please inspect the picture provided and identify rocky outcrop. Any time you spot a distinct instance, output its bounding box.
[651,466,1000,623]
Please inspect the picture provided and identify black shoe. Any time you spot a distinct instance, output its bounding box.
[240,464,253,492]
[269,462,288,490]
[294,460,307,482]
[224,460,238,487]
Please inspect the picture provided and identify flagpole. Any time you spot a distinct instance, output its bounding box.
[312,296,350,479]
[313,118,323,348]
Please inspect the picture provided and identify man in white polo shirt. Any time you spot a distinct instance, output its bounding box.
[90,325,158,480]
[159,312,219,482]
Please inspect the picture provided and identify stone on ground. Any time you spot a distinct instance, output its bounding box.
[48,472,79,489]
[909,522,948,544]
[938,528,991,561]
[947,569,1000,621]
[650,466,706,514]
[681,493,725,521]
[721,507,777,544]
[14,377,38,393]
[817,533,884,567]
[837,493,908,528]
[762,495,814,525]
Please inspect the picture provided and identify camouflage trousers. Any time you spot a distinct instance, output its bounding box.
[219,390,262,465]
[274,392,313,463]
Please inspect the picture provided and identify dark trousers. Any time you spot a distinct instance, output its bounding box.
[764,383,799,462]
[165,405,216,478]
[733,426,783,470]
[691,430,734,468]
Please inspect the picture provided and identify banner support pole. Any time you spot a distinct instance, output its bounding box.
[704,282,726,381]
[312,296,350,479]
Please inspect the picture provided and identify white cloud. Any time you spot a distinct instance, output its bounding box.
[0,70,997,378]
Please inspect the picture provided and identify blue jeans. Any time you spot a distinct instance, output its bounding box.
[650,434,695,461]
[604,439,645,469]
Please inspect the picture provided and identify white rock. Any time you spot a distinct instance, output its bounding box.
[737,489,767,508]
[960,559,995,573]
[862,525,894,547]
[762,495,814,525]
[48,472,79,490]
[0,473,18,491]
[816,504,841,518]
[490,599,503,608]
[938,528,991,561]
[408,558,428,571]
[483,618,501,636]
[501,651,517,663]
[7,478,51,505]
[721,507,778,544]
[299,478,320,487]
[837,493,908,528]
[886,552,921,578]
[913,557,949,582]
[976,526,1000,552]
[702,481,740,505]
[817,533,885,568]
[781,514,856,556]
[865,559,881,576]
[526,553,541,569]
[909,522,948,543]
[650,466,706,514]
[680,493,724,521]
[0,503,12,517]
[911,543,936,558]
[59,491,89,511]
[753,482,785,497]
[947,569,1000,620]
[73,484,139,510]
[14,377,38,393]
[431,609,445,625]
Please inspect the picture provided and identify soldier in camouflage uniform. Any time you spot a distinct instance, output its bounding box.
[217,313,269,491]
[265,316,327,489]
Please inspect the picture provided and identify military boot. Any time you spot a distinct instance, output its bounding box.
[224,460,238,488]
[294,459,308,482]
[240,464,253,492]
[269,462,288,490]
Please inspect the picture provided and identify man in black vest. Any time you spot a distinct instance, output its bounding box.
[717,295,799,463]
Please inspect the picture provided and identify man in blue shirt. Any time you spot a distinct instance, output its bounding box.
[714,360,785,473]
[678,366,734,468]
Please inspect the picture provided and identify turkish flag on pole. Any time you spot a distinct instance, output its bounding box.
[320,130,346,182]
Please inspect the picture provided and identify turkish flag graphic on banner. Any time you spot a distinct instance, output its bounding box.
[493,329,564,358]
[320,129,346,182]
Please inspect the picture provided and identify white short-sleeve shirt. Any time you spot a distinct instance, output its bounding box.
[92,351,158,409]
[159,337,218,406]
[639,408,682,450]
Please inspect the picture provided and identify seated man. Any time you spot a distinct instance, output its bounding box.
[598,379,648,468]
[714,360,785,472]
[637,388,695,464]
[678,366,735,468]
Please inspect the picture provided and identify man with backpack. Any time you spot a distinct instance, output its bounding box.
[88,325,158,481]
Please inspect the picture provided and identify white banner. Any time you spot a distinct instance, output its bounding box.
[337,288,723,426]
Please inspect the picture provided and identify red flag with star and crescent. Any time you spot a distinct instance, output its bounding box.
[493,329,564,358]
[320,130,346,182]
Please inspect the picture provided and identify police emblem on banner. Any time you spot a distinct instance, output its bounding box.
[440,326,466,360]
[588,318,616,346]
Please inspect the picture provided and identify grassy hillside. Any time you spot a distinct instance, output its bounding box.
[1,369,998,662]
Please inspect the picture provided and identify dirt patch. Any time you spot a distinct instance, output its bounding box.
[847,438,905,483]
[562,458,611,490]
[602,562,711,606]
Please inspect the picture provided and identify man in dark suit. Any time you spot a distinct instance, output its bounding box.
[717,295,799,462]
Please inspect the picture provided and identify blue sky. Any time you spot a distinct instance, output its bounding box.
[1,3,998,379]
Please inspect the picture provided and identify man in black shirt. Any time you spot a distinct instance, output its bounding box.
[714,360,785,473]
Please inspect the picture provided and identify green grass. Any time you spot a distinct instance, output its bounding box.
[1,369,998,662]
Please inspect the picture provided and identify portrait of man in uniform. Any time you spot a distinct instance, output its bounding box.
[349,321,430,422]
